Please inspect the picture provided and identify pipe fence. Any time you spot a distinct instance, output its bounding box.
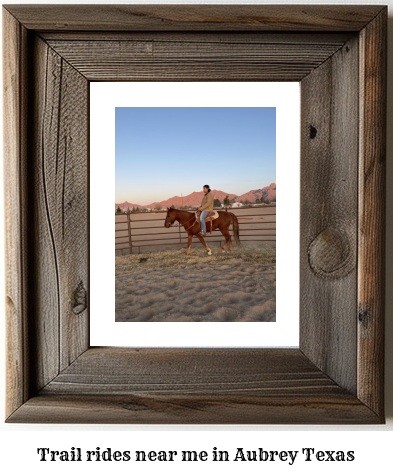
[115,208,276,255]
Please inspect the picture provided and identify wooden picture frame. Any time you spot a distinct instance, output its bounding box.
[3,5,386,424]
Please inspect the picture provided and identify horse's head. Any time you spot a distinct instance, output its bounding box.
[164,207,176,228]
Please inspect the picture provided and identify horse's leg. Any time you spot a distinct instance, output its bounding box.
[218,218,233,252]
[216,225,226,252]
[185,233,193,256]
[222,229,232,252]
[221,233,227,252]
[196,234,212,255]
[228,232,233,252]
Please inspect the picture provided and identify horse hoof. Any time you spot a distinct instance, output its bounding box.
[208,251,212,256]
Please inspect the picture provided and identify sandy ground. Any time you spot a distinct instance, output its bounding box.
[116,245,276,322]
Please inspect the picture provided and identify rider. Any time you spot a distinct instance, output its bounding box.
[197,185,213,236]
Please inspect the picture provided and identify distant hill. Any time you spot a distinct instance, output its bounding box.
[235,183,276,203]
[147,190,238,209]
[115,201,146,211]
[115,184,276,210]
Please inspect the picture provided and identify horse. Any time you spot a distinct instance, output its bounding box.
[164,208,240,256]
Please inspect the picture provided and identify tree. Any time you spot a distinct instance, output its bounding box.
[213,198,221,208]
[116,206,122,214]
[156,204,162,211]
[245,199,251,205]
[223,195,230,210]
[170,204,175,209]
[255,198,261,204]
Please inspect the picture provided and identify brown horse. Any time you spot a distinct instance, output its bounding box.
[164,208,240,256]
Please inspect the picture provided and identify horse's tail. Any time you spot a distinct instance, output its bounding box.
[229,212,241,247]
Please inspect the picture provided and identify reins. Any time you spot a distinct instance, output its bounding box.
[167,211,197,232]
[180,212,198,232]
[184,215,197,231]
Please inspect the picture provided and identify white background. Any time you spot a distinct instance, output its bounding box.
[1,0,392,473]
[90,81,300,347]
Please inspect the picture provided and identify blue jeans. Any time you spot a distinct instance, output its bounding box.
[200,211,209,233]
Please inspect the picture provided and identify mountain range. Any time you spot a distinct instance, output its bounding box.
[115,183,276,211]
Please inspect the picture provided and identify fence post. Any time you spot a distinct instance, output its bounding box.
[127,213,132,254]
[179,224,181,244]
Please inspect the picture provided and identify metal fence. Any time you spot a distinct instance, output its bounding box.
[115,207,276,255]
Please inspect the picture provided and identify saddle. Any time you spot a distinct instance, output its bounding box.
[195,210,219,234]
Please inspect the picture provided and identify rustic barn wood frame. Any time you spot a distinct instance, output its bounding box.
[3,5,386,424]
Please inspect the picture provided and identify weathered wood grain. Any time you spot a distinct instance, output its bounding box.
[9,392,379,425]
[3,8,29,418]
[300,36,359,393]
[27,36,89,392]
[358,9,386,418]
[45,39,346,81]
[3,5,384,32]
[44,348,338,395]
[29,38,60,390]
[40,31,354,44]
[7,349,380,424]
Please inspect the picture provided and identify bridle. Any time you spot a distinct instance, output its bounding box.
[166,211,197,232]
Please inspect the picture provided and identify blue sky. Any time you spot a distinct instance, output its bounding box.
[116,107,276,205]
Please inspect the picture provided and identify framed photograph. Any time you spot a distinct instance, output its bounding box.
[4,5,386,423]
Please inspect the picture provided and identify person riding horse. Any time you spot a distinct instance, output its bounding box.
[164,197,240,256]
[197,185,214,236]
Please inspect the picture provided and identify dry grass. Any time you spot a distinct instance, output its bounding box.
[116,245,276,275]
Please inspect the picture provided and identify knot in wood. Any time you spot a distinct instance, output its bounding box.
[358,307,369,324]
[73,281,87,315]
[309,125,317,139]
[308,228,354,279]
